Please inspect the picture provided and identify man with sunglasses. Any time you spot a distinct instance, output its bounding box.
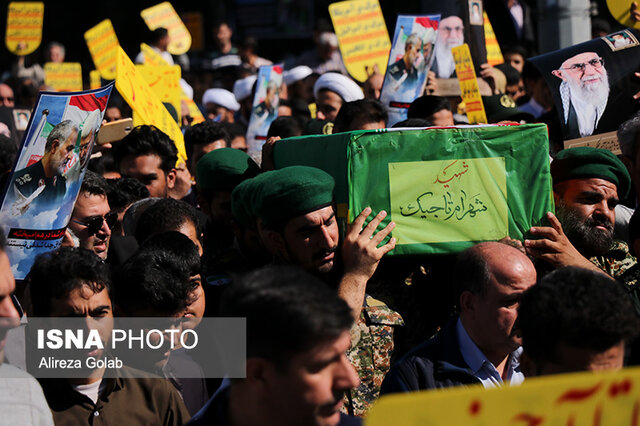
[552,52,611,139]
[67,171,115,260]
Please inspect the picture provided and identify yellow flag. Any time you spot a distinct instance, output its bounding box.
[329,0,391,82]
[140,42,170,66]
[5,2,44,55]
[452,44,487,124]
[89,70,101,90]
[140,2,191,55]
[84,19,120,80]
[136,64,182,125]
[44,63,82,92]
[115,47,186,162]
[483,13,504,67]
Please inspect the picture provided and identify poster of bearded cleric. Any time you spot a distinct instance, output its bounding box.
[0,84,113,279]
[379,15,440,126]
[246,64,283,162]
[529,29,640,140]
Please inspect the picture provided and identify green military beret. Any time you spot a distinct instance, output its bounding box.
[254,166,335,228]
[231,172,273,229]
[196,148,260,192]
[551,147,631,198]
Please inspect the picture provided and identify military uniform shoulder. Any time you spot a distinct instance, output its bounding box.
[363,295,404,326]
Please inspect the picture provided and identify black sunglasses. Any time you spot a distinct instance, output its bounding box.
[71,211,117,235]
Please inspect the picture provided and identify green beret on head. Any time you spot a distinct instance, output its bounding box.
[255,166,335,228]
[196,148,260,192]
[231,171,274,229]
[551,147,631,198]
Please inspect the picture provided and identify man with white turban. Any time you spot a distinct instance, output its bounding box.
[202,88,240,123]
[313,73,364,122]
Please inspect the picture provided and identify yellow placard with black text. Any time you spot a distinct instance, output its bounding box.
[115,47,186,162]
[140,2,191,55]
[367,366,640,426]
[329,0,391,82]
[84,19,120,80]
[44,63,82,92]
[5,1,43,55]
[452,44,487,124]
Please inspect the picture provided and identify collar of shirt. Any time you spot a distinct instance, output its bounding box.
[456,318,524,388]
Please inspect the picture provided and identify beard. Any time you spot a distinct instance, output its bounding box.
[555,200,614,257]
[434,37,462,78]
[565,70,610,105]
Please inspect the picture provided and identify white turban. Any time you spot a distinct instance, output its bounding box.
[283,66,313,86]
[233,75,257,102]
[313,73,364,102]
[202,88,240,112]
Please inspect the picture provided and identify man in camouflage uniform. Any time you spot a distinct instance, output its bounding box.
[243,165,403,416]
[524,147,640,314]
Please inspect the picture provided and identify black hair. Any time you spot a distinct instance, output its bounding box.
[240,36,259,52]
[114,248,192,316]
[408,96,451,120]
[452,244,491,299]
[151,27,169,44]
[0,225,6,251]
[184,121,231,162]
[220,265,353,369]
[267,116,303,139]
[88,151,118,177]
[519,266,639,363]
[495,63,521,85]
[140,231,201,277]
[134,198,201,246]
[392,118,434,128]
[106,177,150,213]
[503,44,529,59]
[28,247,111,316]
[80,170,110,197]
[112,125,178,174]
[0,134,17,174]
[333,99,387,133]
[223,122,247,140]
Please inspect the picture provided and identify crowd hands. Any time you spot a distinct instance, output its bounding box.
[1,8,640,426]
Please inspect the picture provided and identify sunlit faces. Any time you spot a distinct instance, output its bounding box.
[264,331,359,426]
[189,140,227,174]
[181,275,205,331]
[68,193,113,260]
[119,154,175,198]
[315,90,343,122]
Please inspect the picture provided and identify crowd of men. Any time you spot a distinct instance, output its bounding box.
[1,6,640,426]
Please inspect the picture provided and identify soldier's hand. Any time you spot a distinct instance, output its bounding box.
[261,136,279,172]
[342,207,396,280]
[524,212,602,271]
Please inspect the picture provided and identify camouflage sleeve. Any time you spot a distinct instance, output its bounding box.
[591,240,640,316]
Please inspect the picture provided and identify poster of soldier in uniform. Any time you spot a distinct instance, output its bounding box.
[0,83,113,279]
[379,15,440,126]
[246,64,283,162]
[529,29,640,140]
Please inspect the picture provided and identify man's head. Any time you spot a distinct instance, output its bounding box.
[151,27,170,52]
[519,266,639,375]
[455,242,537,361]
[196,147,260,227]
[69,171,114,260]
[221,265,358,426]
[43,120,78,178]
[113,125,178,198]
[255,167,338,276]
[214,22,233,49]
[202,88,240,123]
[332,99,387,133]
[0,84,14,108]
[184,121,231,175]
[551,147,630,257]
[313,73,364,122]
[403,34,422,69]
[552,52,609,106]
[437,16,464,48]
[0,230,20,363]
[106,177,150,237]
[134,198,202,255]
[503,46,527,73]
[617,113,640,197]
[408,95,454,126]
[46,42,65,63]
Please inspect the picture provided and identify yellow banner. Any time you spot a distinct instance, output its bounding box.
[329,0,391,82]
[367,366,640,426]
[483,13,503,67]
[44,62,82,92]
[452,44,487,124]
[5,1,44,55]
[183,97,204,125]
[89,70,101,90]
[115,47,186,162]
[607,0,640,29]
[84,19,119,80]
[140,42,170,66]
[140,2,191,55]
[136,64,182,125]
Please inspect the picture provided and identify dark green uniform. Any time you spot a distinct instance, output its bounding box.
[13,160,67,208]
